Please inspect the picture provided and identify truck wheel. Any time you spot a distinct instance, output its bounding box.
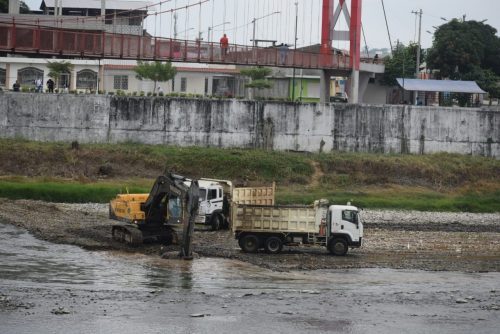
[211,214,223,231]
[329,238,348,256]
[240,235,259,253]
[265,237,283,254]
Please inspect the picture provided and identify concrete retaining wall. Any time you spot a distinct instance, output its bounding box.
[1,92,499,157]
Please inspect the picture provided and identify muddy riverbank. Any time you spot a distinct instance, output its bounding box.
[0,198,499,272]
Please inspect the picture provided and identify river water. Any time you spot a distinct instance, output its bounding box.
[1,222,499,334]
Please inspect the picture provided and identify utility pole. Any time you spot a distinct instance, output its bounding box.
[412,9,423,105]
[174,0,178,39]
[291,2,298,102]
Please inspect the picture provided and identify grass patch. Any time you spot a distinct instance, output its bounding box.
[0,179,149,203]
[277,185,500,213]
[0,139,499,211]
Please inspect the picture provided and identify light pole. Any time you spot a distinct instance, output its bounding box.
[291,2,298,102]
[208,21,231,43]
[412,9,423,105]
[251,11,280,47]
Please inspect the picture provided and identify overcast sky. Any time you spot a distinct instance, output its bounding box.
[23,0,500,51]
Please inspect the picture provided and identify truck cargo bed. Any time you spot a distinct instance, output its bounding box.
[232,204,321,234]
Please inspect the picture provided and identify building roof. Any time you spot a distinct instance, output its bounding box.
[396,78,486,94]
[41,0,154,11]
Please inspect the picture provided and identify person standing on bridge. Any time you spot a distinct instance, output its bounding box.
[279,43,289,65]
[220,33,229,59]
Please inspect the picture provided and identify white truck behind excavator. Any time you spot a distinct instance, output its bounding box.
[187,179,275,230]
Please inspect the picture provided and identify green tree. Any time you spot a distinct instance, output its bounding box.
[47,61,74,88]
[462,67,500,105]
[240,67,273,99]
[0,0,30,13]
[427,19,500,101]
[380,42,418,86]
[134,61,177,93]
[427,19,500,78]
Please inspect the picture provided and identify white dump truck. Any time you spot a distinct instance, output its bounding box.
[232,200,363,255]
[194,179,275,230]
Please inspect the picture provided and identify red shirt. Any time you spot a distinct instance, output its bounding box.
[220,36,229,48]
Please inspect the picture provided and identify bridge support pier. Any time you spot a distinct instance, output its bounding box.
[349,69,360,103]
[8,0,20,14]
[320,69,333,104]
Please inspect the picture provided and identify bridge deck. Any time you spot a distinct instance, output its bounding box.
[0,20,379,70]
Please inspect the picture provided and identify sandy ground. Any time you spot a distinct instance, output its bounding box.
[0,198,499,272]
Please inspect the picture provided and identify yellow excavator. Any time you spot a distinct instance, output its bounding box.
[109,172,199,258]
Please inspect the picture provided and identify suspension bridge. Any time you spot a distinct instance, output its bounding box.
[0,0,385,102]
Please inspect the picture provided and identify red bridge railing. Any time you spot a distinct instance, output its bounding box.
[0,20,358,70]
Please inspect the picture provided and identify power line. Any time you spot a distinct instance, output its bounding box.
[380,0,393,53]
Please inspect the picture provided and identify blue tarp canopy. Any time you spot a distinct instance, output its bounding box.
[396,79,486,94]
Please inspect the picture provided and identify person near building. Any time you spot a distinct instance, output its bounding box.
[12,80,20,92]
[35,78,43,93]
[220,33,229,58]
[46,78,55,93]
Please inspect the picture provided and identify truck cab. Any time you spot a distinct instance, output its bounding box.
[196,180,227,230]
[326,205,363,255]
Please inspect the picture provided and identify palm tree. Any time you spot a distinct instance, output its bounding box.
[47,61,74,89]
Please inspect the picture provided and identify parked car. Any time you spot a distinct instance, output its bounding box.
[330,92,348,103]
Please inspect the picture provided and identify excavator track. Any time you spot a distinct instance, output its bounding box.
[112,224,143,246]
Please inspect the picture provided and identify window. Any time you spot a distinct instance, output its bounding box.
[204,77,209,95]
[113,75,128,90]
[172,78,175,91]
[18,67,44,86]
[342,210,358,224]
[180,77,187,92]
[76,69,97,90]
[208,189,218,200]
[0,69,5,86]
[199,188,207,200]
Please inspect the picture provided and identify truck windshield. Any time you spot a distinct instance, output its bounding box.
[199,188,207,201]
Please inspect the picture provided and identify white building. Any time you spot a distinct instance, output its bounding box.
[0,57,244,96]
